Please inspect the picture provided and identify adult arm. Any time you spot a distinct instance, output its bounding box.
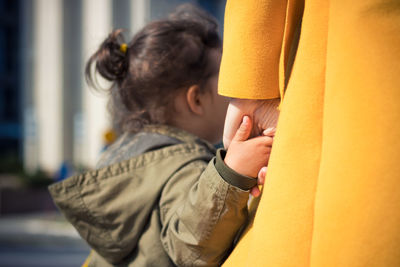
[218,0,287,147]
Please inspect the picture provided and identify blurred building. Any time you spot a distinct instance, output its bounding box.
[0,0,226,175]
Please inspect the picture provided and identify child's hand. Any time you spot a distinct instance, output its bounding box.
[224,116,274,178]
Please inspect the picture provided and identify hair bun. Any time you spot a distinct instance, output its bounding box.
[85,29,129,89]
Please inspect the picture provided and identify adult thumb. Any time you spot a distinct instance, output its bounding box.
[232,116,252,142]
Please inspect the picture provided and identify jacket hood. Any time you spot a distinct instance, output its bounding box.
[49,125,215,264]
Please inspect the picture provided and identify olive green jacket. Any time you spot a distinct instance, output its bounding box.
[49,125,257,267]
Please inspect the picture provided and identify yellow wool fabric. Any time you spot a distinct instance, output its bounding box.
[218,0,285,99]
[219,0,400,266]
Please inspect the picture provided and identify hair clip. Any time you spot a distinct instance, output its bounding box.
[120,43,128,54]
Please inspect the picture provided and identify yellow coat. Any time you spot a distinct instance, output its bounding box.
[218,0,400,266]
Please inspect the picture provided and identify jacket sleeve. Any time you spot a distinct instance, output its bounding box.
[218,0,287,99]
[159,153,254,266]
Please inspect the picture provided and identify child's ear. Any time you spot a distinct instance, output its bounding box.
[186,85,205,115]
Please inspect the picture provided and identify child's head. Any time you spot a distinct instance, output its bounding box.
[86,4,228,143]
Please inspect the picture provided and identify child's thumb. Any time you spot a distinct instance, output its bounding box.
[232,116,252,142]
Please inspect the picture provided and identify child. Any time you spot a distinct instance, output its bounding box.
[49,4,274,267]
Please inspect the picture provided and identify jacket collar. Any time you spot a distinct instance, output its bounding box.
[141,124,217,153]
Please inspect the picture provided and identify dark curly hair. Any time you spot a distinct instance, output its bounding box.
[85,4,222,134]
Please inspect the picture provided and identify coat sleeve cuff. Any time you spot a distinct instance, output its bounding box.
[214,148,258,191]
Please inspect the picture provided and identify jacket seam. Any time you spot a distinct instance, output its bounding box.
[77,184,114,243]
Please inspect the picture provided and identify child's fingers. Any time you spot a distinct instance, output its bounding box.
[232,116,252,142]
[247,135,273,147]
[261,136,273,147]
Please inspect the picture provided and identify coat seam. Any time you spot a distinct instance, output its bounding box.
[307,1,330,266]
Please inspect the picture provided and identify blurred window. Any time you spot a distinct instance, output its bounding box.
[0,0,21,155]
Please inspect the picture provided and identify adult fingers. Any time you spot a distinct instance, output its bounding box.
[258,166,267,185]
[263,127,276,137]
[250,167,268,197]
[250,186,261,197]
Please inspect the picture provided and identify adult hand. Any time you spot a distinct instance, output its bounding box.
[223,98,280,148]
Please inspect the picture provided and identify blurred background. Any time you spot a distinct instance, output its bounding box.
[0,0,226,266]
